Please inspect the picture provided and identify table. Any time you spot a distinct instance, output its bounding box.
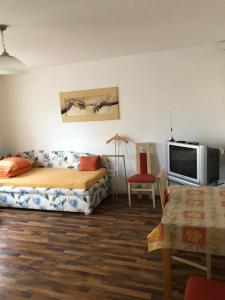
[147,185,225,300]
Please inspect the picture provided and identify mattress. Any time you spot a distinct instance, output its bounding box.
[0,167,107,189]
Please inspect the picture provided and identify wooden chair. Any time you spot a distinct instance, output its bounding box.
[156,169,167,210]
[128,143,156,207]
[157,170,212,279]
[184,276,225,300]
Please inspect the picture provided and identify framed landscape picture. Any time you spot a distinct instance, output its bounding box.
[59,87,119,122]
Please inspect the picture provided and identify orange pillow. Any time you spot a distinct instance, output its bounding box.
[0,166,32,178]
[0,157,33,175]
[79,156,101,171]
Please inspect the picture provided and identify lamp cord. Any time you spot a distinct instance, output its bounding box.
[0,29,6,53]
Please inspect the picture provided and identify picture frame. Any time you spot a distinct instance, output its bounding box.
[59,87,119,122]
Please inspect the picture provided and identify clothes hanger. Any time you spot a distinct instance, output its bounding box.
[106,134,128,144]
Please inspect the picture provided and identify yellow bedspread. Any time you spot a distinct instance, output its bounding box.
[0,167,107,189]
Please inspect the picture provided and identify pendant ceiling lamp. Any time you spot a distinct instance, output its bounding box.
[0,24,26,75]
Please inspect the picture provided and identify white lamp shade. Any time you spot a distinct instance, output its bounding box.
[0,54,26,75]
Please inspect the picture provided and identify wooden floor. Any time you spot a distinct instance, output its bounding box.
[0,196,224,300]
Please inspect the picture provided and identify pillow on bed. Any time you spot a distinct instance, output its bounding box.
[79,156,101,171]
[0,166,32,178]
[0,157,33,176]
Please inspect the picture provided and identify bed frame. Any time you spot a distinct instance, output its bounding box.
[0,150,110,215]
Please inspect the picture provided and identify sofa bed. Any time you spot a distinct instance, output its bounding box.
[0,150,110,215]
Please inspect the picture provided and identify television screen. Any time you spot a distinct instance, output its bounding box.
[170,145,197,179]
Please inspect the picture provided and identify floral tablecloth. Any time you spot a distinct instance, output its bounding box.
[147,185,225,255]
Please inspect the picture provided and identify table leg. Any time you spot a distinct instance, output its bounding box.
[206,253,212,279]
[162,248,172,300]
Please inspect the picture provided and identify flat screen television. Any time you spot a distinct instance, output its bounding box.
[167,142,219,185]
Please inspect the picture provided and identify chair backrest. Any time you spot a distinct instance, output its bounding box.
[157,169,167,211]
[135,143,152,174]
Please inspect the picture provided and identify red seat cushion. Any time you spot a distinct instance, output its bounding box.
[184,276,225,300]
[128,173,156,183]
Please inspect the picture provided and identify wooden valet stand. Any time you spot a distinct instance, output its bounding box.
[104,134,128,199]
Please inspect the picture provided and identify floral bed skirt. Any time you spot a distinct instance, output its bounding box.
[0,175,109,215]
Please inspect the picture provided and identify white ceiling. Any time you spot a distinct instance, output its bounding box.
[0,0,225,69]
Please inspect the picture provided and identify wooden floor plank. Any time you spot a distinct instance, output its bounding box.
[0,196,223,299]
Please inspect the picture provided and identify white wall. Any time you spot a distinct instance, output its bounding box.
[0,79,7,153]
[0,44,225,189]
